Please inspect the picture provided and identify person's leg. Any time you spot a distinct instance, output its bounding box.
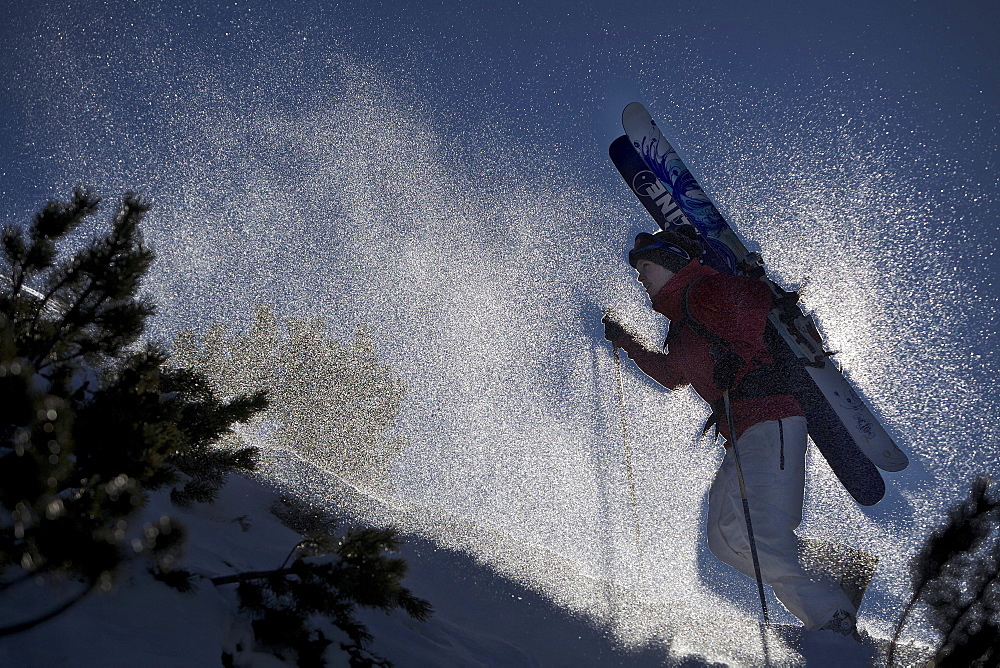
[707,417,855,629]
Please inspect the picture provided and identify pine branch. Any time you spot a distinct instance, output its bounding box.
[211,526,431,667]
[933,569,1000,665]
[890,477,1000,666]
[31,282,99,367]
[280,540,309,569]
[210,567,298,587]
[28,254,84,330]
[3,188,93,287]
[2,190,275,640]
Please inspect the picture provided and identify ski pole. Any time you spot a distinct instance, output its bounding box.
[722,390,771,664]
[612,345,645,577]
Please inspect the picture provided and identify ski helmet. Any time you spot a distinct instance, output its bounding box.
[628,227,704,271]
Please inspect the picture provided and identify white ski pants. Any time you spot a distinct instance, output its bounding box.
[706,417,855,630]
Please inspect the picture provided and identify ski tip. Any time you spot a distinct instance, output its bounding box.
[608,134,630,156]
[622,101,648,123]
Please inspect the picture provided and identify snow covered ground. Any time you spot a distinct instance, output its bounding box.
[0,472,666,667]
[0,467,928,667]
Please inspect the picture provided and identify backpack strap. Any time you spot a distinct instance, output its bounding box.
[666,278,739,348]
[674,277,746,392]
[665,278,710,346]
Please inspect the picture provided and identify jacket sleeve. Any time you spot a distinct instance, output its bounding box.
[614,332,689,391]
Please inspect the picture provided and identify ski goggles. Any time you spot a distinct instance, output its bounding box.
[628,233,691,268]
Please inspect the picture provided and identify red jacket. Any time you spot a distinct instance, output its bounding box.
[616,260,803,441]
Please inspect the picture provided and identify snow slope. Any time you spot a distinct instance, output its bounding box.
[0,469,927,667]
[0,473,669,667]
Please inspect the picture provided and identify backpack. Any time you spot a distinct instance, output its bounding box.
[666,277,804,434]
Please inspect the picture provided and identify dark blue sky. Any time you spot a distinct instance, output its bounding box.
[2,3,996,311]
[4,1,997,191]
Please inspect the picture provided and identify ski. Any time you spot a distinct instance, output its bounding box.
[611,103,907,504]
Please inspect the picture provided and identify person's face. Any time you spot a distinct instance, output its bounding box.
[635,259,674,300]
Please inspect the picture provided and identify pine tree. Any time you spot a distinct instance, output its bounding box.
[171,305,407,495]
[0,189,267,633]
[889,476,1000,666]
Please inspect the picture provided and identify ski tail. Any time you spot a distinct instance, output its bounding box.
[791,367,886,506]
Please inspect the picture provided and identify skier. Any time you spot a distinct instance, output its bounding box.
[603,226,860,638]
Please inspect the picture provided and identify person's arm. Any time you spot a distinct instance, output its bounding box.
[603,312,688,390]
[617,334,689,390]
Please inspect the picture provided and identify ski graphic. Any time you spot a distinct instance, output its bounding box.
[609,136,732,275]
[613,103,908,502]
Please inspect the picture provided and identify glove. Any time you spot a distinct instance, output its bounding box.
[601,310,630,347]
